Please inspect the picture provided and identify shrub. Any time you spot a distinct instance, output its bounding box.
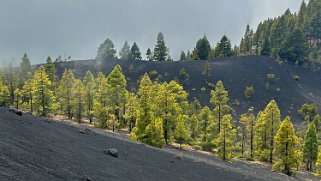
[244,86,254,99]
[267,73,275,83]
[201,87,206,91]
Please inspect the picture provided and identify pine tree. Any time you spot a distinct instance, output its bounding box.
[273,116,298,176]
[124,93,138,132]
[191,47,200,60]
[5,63,18,105]
[214,35,233,58]
[22,79,34,113]
[240,25,254,55]
[174,115,190,148]
[119,41,131,60]
[210,80,230,133]
[96,38,117,62]
[131,73,154,141]
[303,123,318,171]
[57,69,75,119]
[154,32,168,61]
[72,79,85,123]
[144,117,165,148]
[198,106,214,150]
[261,37,271,56]
[195,36,211,60]
[202,61,211,80]
[106,65,127,132]
[83,71,95,123]
[298,103,318,122]
[0,80,10,106]
[32,66,54,116]
[239,111,255,157]
[14,88,22,109]
[44,56,56,85]
[254,111,269,160]
[298,1,307,29]
[215,114,236,160]
[186,50,191,60]
[154,81,180,145]
[189,114,199,139]
[19,53,33,87]
[265,100,281,163]
[189,97,202,116]
[93,72,109,128]
[279,28,308,63]
[130,42,142,61]
[146,48,153,61]
[180,51,186,61]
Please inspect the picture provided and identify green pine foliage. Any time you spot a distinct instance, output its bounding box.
[144,117,165,148]
[130,42,142,61]
[32,66,55,116]
[195,36,211,60]
[210,80,230,134]
[83,71,96,123]
[174,115,190,147]
[19,53,33,87]
[154,32,168,61]
[72,79,85,123]
[303,123,318,171]
[240,0,321,64]
[215,114,236,160]
[96,38,117,62]
[44,56,56,85]
[106,64,127,131]
[93,72,109,128]
[0,80,10,106]
[273,116,299,176]
[57,69,75,119]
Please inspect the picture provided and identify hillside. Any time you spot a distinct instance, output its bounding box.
[0,107,319,180]
[53,55,321,124]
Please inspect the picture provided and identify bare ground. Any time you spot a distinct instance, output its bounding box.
[0,108,319,181]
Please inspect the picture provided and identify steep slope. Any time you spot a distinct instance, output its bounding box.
[0,108,318,180]
[53,55,321,124]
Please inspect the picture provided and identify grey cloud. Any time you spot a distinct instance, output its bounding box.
[0,0,303,66]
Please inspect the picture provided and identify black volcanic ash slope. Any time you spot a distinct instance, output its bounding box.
[54,55,321,124]
[0,108,258,181]
[1,108,319,180]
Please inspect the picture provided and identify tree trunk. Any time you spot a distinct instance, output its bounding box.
[30,95,33,113]
[164,119,168,145]
[218,105,221,133]
[223,128,226,161]
[41,89,45,117]
[250,118,254,158]
[270,112,274,163]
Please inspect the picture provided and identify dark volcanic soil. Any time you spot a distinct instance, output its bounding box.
[0,108,318,180]
[51,55,321,124]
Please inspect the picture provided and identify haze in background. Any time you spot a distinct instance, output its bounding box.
[0,0,303,66]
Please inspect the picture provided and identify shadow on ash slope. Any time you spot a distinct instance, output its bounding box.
[0,108,318,181]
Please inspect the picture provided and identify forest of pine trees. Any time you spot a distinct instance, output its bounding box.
[92,0,321,65]
[1,52,321,176]
[238,0,321,65]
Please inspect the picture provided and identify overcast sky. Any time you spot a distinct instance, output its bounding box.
[0,0,304,66]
